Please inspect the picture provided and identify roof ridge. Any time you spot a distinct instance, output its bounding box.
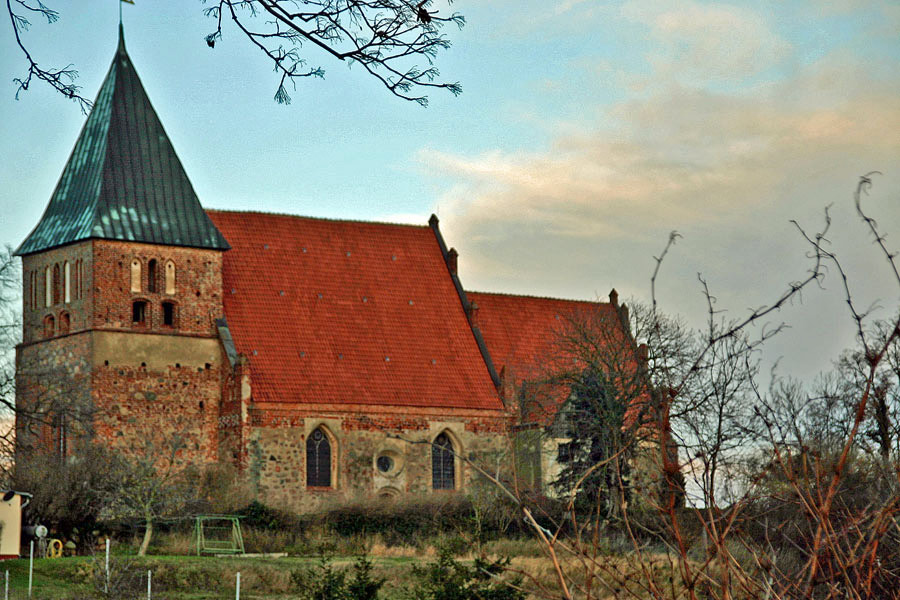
[467,290,613,306]
[205,208,430,229]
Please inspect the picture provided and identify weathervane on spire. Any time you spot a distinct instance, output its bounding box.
[119,0,134,26]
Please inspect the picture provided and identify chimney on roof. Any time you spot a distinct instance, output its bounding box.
[447,247,458,274]
[609,288,619,306]
[467,300,479,325]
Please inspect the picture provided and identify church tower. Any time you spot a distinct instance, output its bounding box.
[15,27,230,464]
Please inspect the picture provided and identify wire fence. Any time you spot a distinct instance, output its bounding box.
[3,538,247,600]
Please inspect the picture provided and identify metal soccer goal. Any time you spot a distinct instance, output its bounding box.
[193,515,245,555]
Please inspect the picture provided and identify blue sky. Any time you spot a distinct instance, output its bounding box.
[2,0,899,382]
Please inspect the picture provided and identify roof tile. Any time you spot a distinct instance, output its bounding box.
[208,211,503,411]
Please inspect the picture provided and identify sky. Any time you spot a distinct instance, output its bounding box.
[1,1,899,384]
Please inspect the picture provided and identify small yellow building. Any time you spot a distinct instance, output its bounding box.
[0,491,30,559]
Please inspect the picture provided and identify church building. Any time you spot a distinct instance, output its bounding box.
[14,29,632,511]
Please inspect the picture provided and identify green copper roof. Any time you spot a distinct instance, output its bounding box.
[16,26,230,256]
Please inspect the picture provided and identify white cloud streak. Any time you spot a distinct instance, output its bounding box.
[418,3,900,380]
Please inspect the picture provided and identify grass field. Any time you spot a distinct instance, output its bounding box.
[0,554,426,599]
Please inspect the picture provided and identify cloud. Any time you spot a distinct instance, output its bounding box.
[418,10,900,381]
[621,0,791,85]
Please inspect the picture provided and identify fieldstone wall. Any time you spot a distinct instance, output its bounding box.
[246,406,512,512]
[17,237,522,512]
[91,332,224,466]
[15,331,93,452]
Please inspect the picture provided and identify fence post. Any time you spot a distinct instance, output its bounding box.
[5,568,8,600]
[28,540,33,598]
[147,570,151,600]
[105,538,110,595]
[235,571,241,600]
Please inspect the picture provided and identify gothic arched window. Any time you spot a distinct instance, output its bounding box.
[432,432,456,490]
[306,428,332,487]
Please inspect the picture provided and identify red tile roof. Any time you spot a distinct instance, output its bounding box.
[468,292,620,384]
[467,291,636,425]
[207,211,503,411]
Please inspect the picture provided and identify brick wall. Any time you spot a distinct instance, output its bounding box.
[92,352,223,466]
[21,241,93,345]
[18,239,228,469]
[91,240,223,336]
[17,237,520,512]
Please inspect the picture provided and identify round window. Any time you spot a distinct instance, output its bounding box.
[376,455,394,473]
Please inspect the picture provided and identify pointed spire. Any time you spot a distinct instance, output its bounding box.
[16,32,229,256]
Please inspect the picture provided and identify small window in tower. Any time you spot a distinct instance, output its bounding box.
[52,264,60,305]
[165,261,176,295]
[131,259,142,293]
[76,259,84,300]
[43,314,55,338]
[132,300,147,325]
[52,264,61,305]
[44,266,52,308]
[64,261,71,303]
[53,413,67,459]
[148,259,158,293]
[162,302,176,327]
[59,312,70,335]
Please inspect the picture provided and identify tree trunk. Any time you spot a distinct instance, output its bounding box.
[138,517,153,557]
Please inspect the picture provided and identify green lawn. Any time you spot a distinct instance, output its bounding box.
[0,554,423,599]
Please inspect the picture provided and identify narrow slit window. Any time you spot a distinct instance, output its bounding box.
[53,414,67,459]
[148,259,158,293]
[306,428,332,487]
[72,261,79,301]
[52,264,60,305]
[76,260,84,300]
[132,300,147,324]
[432,433,456,490]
